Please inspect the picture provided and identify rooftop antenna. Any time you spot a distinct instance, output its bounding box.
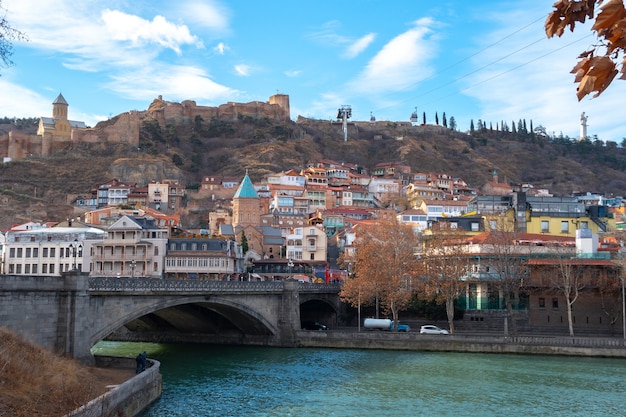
[336,105,352,142]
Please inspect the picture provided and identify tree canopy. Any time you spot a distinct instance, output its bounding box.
[546,0,626,100]
[339,219,420,330]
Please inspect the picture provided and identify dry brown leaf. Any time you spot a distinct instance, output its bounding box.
[592,1,626,31]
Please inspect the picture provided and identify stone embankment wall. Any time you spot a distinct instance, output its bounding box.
[296,331,626,358]
[64,356,162,417]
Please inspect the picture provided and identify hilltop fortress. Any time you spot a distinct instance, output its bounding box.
[1,93,291,161]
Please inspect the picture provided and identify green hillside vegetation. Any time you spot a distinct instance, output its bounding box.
[0,113,625,230]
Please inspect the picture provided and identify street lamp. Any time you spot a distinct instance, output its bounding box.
[68,239,83,271]
[287,258,294,280]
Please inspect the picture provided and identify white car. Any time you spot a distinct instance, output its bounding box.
[419,325,449,335]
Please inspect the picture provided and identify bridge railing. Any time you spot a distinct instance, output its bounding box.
[88,277,285,293]
[87,277,342,293]
[297,282,342,292]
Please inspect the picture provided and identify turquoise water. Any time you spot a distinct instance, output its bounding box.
[93,342,626,417]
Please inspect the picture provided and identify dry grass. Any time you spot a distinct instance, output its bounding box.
[0,328,134,417]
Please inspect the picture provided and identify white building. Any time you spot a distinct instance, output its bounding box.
[4,224,105,276]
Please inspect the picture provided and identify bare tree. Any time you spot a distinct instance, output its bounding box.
[419,229,471,334]
[480,230,529,335]
[339,218,419,330]
[0,2,27,72]
[546,250,593,336]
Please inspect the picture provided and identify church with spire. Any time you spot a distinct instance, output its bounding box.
[232,171,262,228]
[37,93,87,139]
[2,93,88,160]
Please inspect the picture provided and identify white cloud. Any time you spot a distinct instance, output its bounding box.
[308,21,376,59]
[214,42,229,55]
[284,70,302,77]
[107,64,238,102]
[343,33,376,59]
[102,10,203,54]
[0,80,50,118]
[349,18,436,94]
[234,64,252,76]
[177,0,230,33]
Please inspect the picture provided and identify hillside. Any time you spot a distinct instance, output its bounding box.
[0,108,625,230]
[0,327,134,417]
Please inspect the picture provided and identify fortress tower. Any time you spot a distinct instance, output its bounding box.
[269,93,291,121]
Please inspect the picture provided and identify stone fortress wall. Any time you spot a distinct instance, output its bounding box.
[0,93,291,161]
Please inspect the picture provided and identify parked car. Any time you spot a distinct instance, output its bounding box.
[302,321,328,331]
[419,325,449,335]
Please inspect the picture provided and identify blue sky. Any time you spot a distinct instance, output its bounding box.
[0,0,624,142]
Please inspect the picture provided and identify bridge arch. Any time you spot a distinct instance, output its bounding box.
[89,295,280,350]
[299,293,343,329]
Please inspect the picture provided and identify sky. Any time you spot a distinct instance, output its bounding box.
[0,0,624,142]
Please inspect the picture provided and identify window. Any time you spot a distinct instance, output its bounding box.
[32,264,37,274]
[561,221,569,234]
[26,248,31,258]
[471,222,479,232]
[16,248,22,258]
[33,248,38,257]
[43,248,48,257]
[42,264,48,274]
[552,298,559,309]
[50,264,55,274]
[9,248,15,258]
[50,248,55,257]
[541,220,549,233]
[539,297,545,308]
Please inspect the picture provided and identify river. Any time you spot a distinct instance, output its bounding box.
[92,341,626,417]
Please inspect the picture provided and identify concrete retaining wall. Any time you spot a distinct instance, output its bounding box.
[295,331,626,358]
[63,357,162,417]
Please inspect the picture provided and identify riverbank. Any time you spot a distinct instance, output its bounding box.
[295,330,626,357]
[64,356,162,417]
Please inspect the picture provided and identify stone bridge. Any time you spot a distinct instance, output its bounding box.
[0,272,343,363]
